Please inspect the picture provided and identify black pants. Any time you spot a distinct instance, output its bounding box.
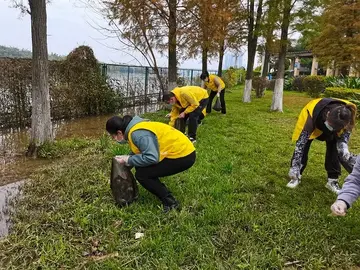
[292,138,352,179]
[206,89,226,114]
[183,98,208,139]
[135,151,196,202]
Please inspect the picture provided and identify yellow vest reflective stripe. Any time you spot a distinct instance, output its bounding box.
[205,74,225,91]
[292,98,355,142]
[128,122,195,161]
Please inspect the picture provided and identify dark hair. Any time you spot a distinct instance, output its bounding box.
[106,115,133,135]
[327,104,357,131]
[200,71,209,80]
[163,92,175,102]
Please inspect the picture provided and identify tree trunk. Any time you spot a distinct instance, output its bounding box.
[270,0,291,112]
[202,47,208,72]
[243,0,263,103]
[217,40,225,77]
[261,48,270,78]
[27,0,53,157]
[167,0,177,93]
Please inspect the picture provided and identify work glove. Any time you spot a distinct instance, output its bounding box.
[331,200,347,216]
[216,92,220,98]
[165,113,171,118]
[115,155,130,166]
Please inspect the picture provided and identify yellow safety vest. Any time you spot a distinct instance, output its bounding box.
[128,121,195,161]
[292,98,356,142]
[205,74,226,92]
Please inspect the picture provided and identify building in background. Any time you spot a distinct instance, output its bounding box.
[223,51,244,69]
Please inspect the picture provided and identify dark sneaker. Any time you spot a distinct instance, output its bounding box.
[188,136,196,144]
[162,195,181,213]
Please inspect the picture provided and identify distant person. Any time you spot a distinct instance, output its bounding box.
[200,71,226,115]
[164,86,209,143]
[106,115,196,212]
[331,156,360,216]
[287,98,357,193]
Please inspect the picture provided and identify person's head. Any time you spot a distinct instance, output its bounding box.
[325,104,356,132]
[200,71,210,82]
[163,92,177,105]
[106,115,133,143]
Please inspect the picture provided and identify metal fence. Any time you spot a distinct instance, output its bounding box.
[101,63,216,106]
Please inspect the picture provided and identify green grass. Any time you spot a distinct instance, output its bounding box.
[2,87,360,269]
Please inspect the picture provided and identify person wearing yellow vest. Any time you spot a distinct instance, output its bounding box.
[106,115,196,212]
[287,98,357,193]
[200,71,226,114]
[164,86,209,143]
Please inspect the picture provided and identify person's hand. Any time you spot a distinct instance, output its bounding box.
[115,155,130,166]
[217,92,220,98]
[178,112,186,119]
[331,200,347,216]
[165,113,171,118]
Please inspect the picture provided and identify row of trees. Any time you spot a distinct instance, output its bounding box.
[9,0,359,156]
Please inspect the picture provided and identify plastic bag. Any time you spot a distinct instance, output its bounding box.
[213,97,222,111]
[175,118,186,133]
[110,158,139,207]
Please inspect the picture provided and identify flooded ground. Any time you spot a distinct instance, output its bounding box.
[0,103,161,238]
[0,103,161,186]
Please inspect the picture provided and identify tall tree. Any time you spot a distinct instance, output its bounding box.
[214,0,246,76]
[243,0,264,103]
[310,0,360,75]
[103,0,183,95]
[270,0,291,112]
[24,0,53,156]
[184,0,215,72]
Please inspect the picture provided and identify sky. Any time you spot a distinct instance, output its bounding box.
[0,0,244,70]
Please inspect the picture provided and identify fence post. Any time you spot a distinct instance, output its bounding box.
[101,64,107,77]
[145,67,149,104]
[190,69,193,85]
[126,66,130,98]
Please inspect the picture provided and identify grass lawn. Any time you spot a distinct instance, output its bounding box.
[2,86,360,269]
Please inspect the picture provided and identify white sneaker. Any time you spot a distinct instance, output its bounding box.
[325,179,341,194]
[287,178,301,188]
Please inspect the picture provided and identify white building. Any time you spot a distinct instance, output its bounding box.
[223,52,244,69]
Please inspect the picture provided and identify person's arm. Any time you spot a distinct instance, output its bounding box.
[336,156,360,208]
[169,106,180,127]
[289,112,314,179]
[213,77,222,92]
[127,130,160,167]
[182,92,199,114]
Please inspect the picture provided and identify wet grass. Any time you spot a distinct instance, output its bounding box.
[2,87,360,269]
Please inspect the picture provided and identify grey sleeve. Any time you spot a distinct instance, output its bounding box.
[337,156,360,207]
[127,130,160,167]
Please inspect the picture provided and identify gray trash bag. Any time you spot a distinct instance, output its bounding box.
[213,97,222,111]
[110,158,139,207]
[175,118,186,133]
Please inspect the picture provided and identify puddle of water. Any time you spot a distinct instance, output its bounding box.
[0,103,161,186]
[0,181,24,238]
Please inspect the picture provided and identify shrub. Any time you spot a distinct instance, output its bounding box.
[292,76,306,92]
[324,87,360,117]
[303,76,326,98]
[325,76,360,89]
[284,78,294,91]
[252,77,268,98]
[222,67,245,88]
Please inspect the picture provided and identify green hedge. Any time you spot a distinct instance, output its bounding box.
[303,76,326,98]
[324,87,360,116]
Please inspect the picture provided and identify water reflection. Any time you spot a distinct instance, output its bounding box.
[0,103,161,185]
